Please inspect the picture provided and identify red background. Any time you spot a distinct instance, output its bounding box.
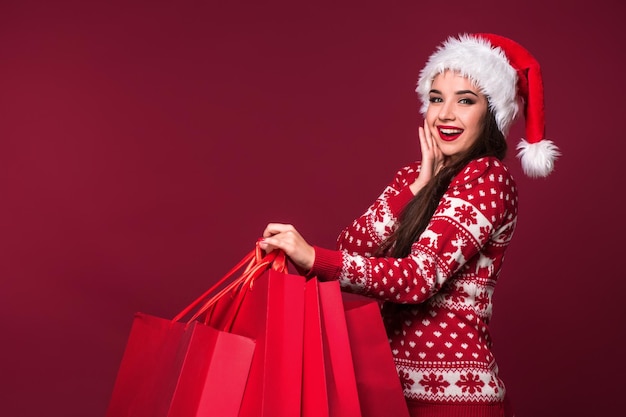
[0,1,622,416]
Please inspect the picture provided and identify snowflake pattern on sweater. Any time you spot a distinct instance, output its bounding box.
[311,157,518,405]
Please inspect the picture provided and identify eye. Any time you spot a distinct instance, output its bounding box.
[429,96,443,103]
[459,97,475,105]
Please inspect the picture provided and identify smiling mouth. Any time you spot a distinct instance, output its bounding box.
[438,126,463,141]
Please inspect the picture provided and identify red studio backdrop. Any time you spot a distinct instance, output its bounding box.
[0,1,623,416]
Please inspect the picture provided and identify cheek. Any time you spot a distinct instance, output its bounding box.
[471,110,488,133]
[463,133,481,150]
[425,110,438,129]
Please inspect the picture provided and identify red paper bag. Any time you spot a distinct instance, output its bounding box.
[302,278,330,417]
[302,279,410,417]
[228,268,306,417]
[105,313,255,417]
[106,248,285,417]
[342,293,411,417]
[302,279,362,417]
[198,247,306,417]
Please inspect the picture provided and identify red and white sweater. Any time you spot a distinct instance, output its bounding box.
[311,157,517,414]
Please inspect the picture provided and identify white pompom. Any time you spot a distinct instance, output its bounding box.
[516,139,561,178]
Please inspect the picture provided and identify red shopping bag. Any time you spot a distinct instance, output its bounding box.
[105,314,255,417]
[343,293,411,417]
[198,247,306,417]
[302,279,362,417]
[302,278,330,417]
[302,279,410,417]
[106,247,281,417]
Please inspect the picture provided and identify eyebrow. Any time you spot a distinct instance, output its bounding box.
[429,89,479,97]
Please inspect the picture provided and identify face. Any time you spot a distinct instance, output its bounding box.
[425,70,489,162]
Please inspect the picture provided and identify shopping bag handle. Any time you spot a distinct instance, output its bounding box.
[172,243,287,324]
[186,247,287,326]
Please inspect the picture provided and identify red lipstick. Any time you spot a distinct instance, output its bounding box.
[437,125,463,142]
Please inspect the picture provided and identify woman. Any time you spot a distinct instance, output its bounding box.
[260,33,559,417]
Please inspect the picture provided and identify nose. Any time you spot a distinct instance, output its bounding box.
[438,101,455,121]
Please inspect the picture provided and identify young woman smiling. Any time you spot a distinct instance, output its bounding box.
[260,34,559,417]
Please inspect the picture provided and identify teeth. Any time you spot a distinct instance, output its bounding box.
[440,128,462,135]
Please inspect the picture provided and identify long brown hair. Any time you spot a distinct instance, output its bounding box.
[375,108,507,258]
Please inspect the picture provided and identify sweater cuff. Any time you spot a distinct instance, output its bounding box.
[308,246,344,281]
[386,186,415,217]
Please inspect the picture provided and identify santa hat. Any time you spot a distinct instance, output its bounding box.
[416,33,560,177]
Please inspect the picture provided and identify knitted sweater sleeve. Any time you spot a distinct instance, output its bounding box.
[310,158,516,304]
